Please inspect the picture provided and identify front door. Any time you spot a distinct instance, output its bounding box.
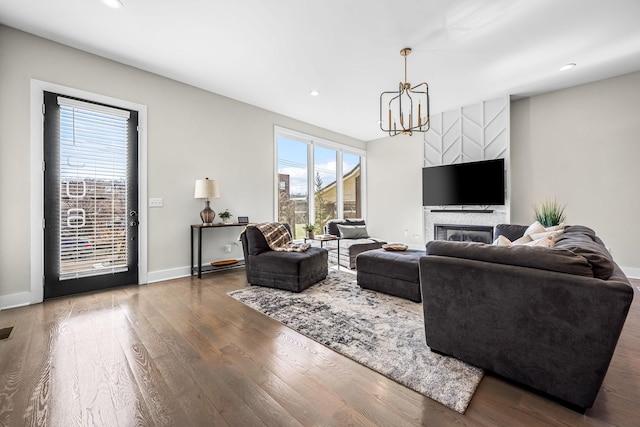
[43,92,139,299]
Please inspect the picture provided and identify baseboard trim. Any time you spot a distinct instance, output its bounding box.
[622,266,640,279]
[0,291,37,311]
[0,267,191,310]
[146,266,191,284]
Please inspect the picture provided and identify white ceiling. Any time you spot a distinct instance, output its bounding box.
[2,0,640,142]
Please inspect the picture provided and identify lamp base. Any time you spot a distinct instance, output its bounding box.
[200,200,216,225]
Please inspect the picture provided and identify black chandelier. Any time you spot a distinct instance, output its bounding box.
[379,48,430,136]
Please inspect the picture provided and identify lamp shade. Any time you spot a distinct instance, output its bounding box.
[194,178,220,199]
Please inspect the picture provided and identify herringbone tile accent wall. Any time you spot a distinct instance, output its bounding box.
[424,96,508,167]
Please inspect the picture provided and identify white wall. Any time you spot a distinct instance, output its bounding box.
[511,71,640,275]
[366,133,424,248]
[0,25,364,307]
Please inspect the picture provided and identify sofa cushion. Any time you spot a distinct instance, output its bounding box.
[337,224,370,239]
[326,219,346,236]
[494,224,528,241]
[244,225,271,255]
[426,240,594,277]
[554,228,614,280]
[563,225,596,237]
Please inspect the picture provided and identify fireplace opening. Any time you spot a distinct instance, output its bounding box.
[434,224,494,244]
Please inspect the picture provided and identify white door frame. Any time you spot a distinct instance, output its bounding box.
[29,79,148,305]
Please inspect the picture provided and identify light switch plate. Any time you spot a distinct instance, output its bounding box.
[149,198,163,208]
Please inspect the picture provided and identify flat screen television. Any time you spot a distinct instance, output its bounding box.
[422,158,505,206]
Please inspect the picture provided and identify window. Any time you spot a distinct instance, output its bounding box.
[342,152,362,219]
[275,127,365,238]
[314,145,337,231]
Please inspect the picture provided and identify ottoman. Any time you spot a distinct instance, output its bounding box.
[356,248,425,302]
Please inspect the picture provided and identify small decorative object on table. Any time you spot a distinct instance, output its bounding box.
[237,216,249,224]
[382,243,408,251]
[304,224,317,239]
[218,209,233,224]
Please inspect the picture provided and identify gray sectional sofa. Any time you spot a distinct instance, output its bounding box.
[323,219,386,269]
[419,224,634,411]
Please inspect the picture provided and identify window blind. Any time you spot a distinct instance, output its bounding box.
[57,96,130,279]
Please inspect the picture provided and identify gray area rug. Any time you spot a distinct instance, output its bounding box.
[228,270,483,413]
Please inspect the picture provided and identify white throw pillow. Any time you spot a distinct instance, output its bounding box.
[524,235,555,247]
[524,221,546,236]
[529,229,564,241]
[493,235,513,246]
[512,234,533,245]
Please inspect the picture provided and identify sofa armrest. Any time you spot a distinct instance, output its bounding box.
[419,255,634,409]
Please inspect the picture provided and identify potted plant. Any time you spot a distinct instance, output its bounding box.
[218,209,233,224]
[304,224,316,239]
[533,198,566,227]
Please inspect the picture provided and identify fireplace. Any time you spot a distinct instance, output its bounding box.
[434,224,494,244]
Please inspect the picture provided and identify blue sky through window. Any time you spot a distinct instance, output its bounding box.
[277,136,359,196]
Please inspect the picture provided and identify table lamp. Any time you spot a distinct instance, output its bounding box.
[194,178,220,225]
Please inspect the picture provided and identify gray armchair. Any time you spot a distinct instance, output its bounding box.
[240,223,328,292]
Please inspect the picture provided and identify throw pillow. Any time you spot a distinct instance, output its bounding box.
[524,221,546,236]
[326,220,347,237]
[337,224,370,239]
[523,235,555,247]
[494,233,553,248]
[524,220,566,236]
[492,235,513,246]
[512,234,533,245]
[529,229,564,241]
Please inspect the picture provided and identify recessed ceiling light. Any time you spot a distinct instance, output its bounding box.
[309,90,320,97]
[102,0,123,8]
[560,63,576,71]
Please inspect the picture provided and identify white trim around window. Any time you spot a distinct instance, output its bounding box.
[273,126,367,223]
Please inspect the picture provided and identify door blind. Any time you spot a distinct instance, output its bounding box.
[57,96,131,280]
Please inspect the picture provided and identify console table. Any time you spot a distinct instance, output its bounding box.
[191,223,247,278]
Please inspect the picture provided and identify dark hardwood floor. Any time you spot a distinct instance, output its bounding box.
[0,271,639,426]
